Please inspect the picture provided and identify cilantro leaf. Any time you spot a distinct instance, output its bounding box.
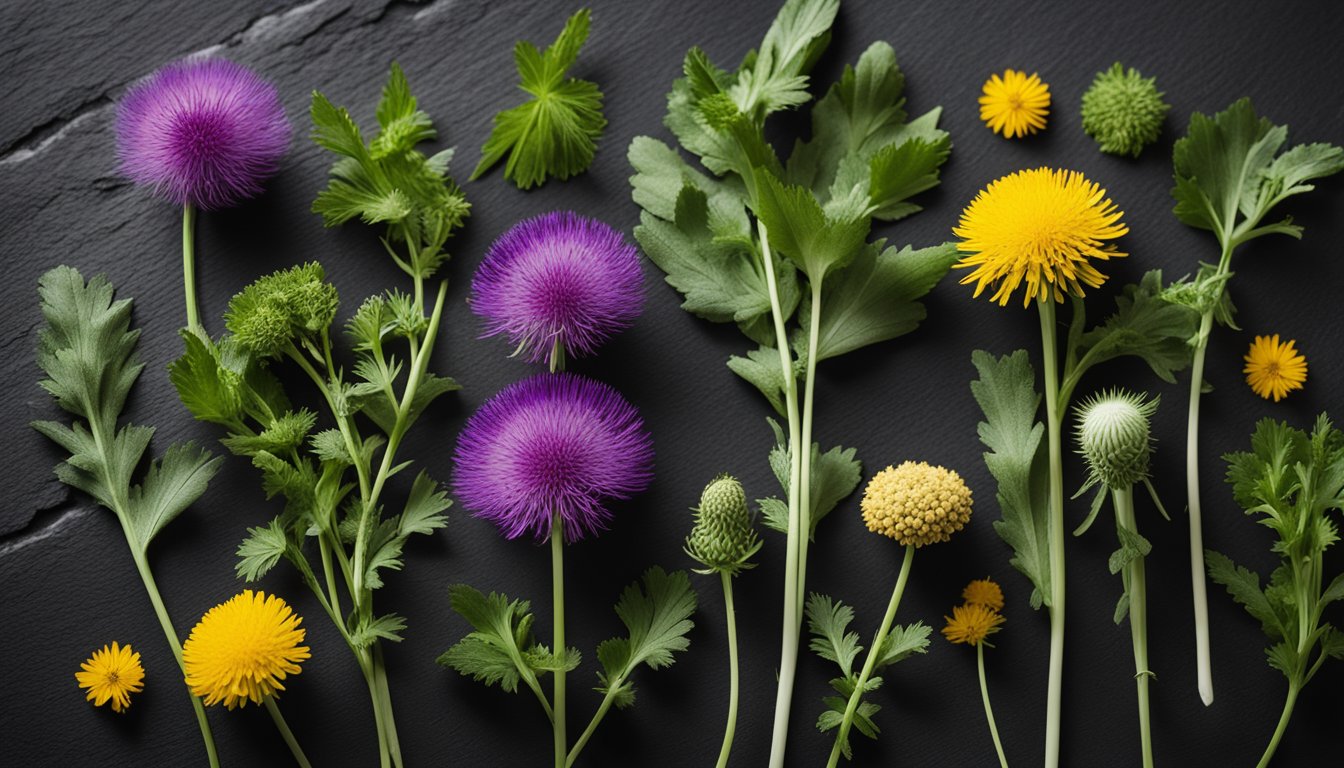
[728,0,838,120]
[32,267,222,557]
[970,350,1052,609]
[1069,270,1200,391]
[758,419,861,538]
[471,8,606,189]
[752,173,870,282]
[806,593,862,677]
[440,584,571,695]
[350,614,408,648]
[595,567,697,709]
[1206,550,1284,639]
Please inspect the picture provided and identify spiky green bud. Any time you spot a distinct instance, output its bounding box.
[1080,63,1170,158]
[685,474,761,576]
[225,262,339,358]
[1075,390,1158,489]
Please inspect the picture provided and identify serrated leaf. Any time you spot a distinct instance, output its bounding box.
[401,471,451,536]
[1109,525,1152,575]
[127,442,223,552]
[874,621,931,667]
[971,350,1051,609]
[170,331,245,427]
[805,593,863,677]
[350,614,408,648]
[236,519,290,582]
[753,173,870,282]
[440,584,548,694]
[727,345,789,416]
[595,567,697,705]
[471,9,606,188]
[1073,271,1199,386]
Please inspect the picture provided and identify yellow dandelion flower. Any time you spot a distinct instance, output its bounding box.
[953,168,1128,307]
[980,69,1050,138]
[76,641,145,713]
[183,590,310,709]
[943,603,1006,646]
[861,461,973,548]
[1244,334,1307,402]
[962,579,1005,612]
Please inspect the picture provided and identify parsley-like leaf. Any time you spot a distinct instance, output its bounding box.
[595,567,697,710]
[471,8,606,189]
[971,350,1052,609]
[440,585,572,693]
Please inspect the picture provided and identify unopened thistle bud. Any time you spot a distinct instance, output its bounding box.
[1075,390,1158,489]
[1080,63,1169,158]
[686,474,761,576]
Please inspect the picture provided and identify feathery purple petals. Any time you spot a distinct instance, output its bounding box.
[117,58,289,210]
[453,373,654,543]
[471,211,643,365]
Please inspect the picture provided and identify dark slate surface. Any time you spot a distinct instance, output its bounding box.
[3,0,1342,765]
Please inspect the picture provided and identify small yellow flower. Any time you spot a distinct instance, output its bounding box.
[183,590,310,709]
[1244,334,1307,402]
[954,168,1128,307]
[76,641,145,713]
[943,603,1006,646]
[861,461,973,548]
[980,69,1050,138]
[962,579,1005,612]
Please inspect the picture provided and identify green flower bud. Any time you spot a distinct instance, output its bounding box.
[1075,390,1158,489]
[225,262,339,358]
[686,474,761,576]
[1080,63,1170,158]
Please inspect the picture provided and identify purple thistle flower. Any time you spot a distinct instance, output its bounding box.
[453,372,654,542]
[116,58,289,210]
[471,211,643,367]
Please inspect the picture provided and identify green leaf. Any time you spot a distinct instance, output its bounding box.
[807,441,862,537]
[126,442,223,551]
[726,345,789,416]
[753,173,870,282]
[863,135,951,220]
[806,593,863,677]
[800,241,957,362]
[874,621,931,667]
[440,585,544,693]
[371,63,436,159]
[350,613,407,648]
[1109,524,1152,575]
[170,331,244,427]
[728,0,838,119]
[1072,271,1200,386]
[236,519,290,582]
[220,410,317,457]
[971,350,1052,609]
[401,471,451,536]
[1206,550,1285,640]
[595,567,697,708]
[471,8,606,188]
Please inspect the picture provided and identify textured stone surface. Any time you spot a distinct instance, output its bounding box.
[2,0,1343,765]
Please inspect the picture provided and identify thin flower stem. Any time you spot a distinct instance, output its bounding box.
[826,544,915,768]
[318,533,343,619]
[372,645,404,768]
[1114,487,1154,768]
[978,643,1009,768]
[758,221,805,768]
[716,571,741,768]
[360,650,393,768]
[1037,298,1066,768]
[1257,683,1300,768]
[552,513,568,768]
[795,278,823,621]
[128,547,220,768]
[1186,310,1216,707]
[182,204,202,332]
[264,696,314,768]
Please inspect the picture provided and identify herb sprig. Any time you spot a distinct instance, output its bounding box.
[171,63,465,768]
[629,1,958,760]
[33,267,223,766]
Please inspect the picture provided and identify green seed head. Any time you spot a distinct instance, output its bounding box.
[1075,390,1159,489]
[685,474,760,576]
[1080,63,1170,158]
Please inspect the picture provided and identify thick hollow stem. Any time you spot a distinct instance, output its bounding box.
[552,514,568,768]
[1257,683,1300,768]
[1037,299,1067,768]
[979,643,1009,768]
[826,545,915,768]
[264,696,314,768]
[1114,488,1153,768]
[1187,311,1216,707]
[758,221,805,768]
[716,572,741,768]
[181,204,202,332]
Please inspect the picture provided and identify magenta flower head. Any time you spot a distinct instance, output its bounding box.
[116,58,289,210]
[453,372,654,543]
[471,211,643,368]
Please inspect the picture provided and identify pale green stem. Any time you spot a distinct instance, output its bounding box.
[318,533,343,619]
[795,278,823,622]
[716,571,741,768]
[373,645,403,768]
[1186,310,1216,707]
[359,653,392,768]
[264,696,314,768]
[1257,683,1300,768]
[1114,488,1153,768]
[182,204,202,332]
[567,687,619,767]
[826,545,915,768]
[759,221,805,768]
[553,514,568,768]
[1038,298,1066,768]
[979,642,1009,768]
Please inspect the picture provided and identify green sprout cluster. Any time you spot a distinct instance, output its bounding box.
[1081,63,1170,158]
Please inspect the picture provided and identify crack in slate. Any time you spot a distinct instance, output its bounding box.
[0,503,92,558]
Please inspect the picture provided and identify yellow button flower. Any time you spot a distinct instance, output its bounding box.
[860,461,973,547]
[76,641,145,713]
[980,69,1050,138]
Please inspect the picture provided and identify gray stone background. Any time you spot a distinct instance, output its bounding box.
[2,0,1342,765]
